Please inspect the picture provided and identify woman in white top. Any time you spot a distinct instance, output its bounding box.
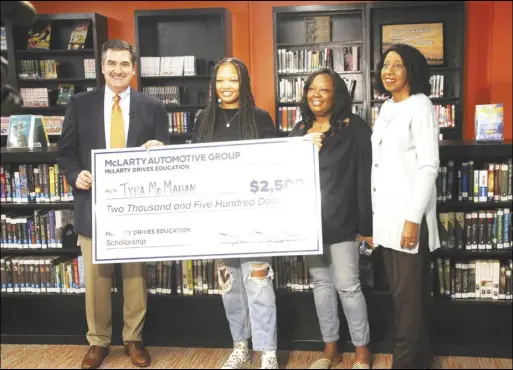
[371,43,440,369]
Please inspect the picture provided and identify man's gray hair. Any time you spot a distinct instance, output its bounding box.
[101,39,136,65]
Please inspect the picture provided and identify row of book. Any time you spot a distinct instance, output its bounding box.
[277,46,360,74]
[1,116,64,136]
[19,85,84,107]
[20,88,50,107]
[277,106,299,132]
[83,59,96,79]
[167,112,194,135]
[2,113,192,137]
[0,256,119,294]
[1,210,74,250]
[0,256,369,296]
[278,77,358,103]
[438,209,512,251]
[1,27,6,51]
[41,115,64,135]
[142,86,180,105]
[434,104,456,128]
[429,75,445,98]
[0,164,75,204]
[5,256,511,301]
[140,56,197,77]
[17,59,96,80]
[433,258,512,301]
[436,160,513,203]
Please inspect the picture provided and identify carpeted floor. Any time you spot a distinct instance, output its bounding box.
[1,345,512,369]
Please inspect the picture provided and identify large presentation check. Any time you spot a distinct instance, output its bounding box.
[91,138,323,264]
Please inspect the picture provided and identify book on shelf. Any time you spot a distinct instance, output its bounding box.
[1,27,6,51]
[438,208,511,251]
[26,23,51,50]
[277,48,333,74]
[333,45,360,72]
[18,59,59,79]
[0,255,119,295]
[68,20,90,50]
[140,56,197,77]
[56,84,75,106]
[436,158,513,203]
[433,257,512,301]
[143,254,373,296]
[429,74,445,98]
[1,115,63,137]
[142,86,180,105]
[84,59,96,79]
[20,88,49,107]
[304,16,331,43]
[167,112,194,135]
[475,103,504,142]
[6,115,49,149]
[1,163,74,204]
[1,209,74,250]
[1,117,9,136]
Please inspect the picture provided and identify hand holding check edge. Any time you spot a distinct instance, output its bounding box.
[302,132,325,152]
[74,140,163,191]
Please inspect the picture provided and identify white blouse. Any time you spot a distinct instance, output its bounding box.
[371,93,441,254]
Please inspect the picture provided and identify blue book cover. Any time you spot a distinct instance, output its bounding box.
[475,104,504,142]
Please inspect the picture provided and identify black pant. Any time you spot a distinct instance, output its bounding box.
[382,218,434,369]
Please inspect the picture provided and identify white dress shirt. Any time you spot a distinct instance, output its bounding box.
[104,86,130,149]
[371,93,441,254]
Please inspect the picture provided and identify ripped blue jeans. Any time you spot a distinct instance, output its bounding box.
[217,257,277,351]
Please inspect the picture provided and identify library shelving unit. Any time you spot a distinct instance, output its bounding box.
[273,3,368,136]
[1,13,107,147]
[272,1,465,141]
[0,12,107,344]
[134,8,232,144]
[1,4,511,361]
[368,1,465,140]
[272,1,512,358]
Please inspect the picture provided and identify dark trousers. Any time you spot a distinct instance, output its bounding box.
[382,218,434,369]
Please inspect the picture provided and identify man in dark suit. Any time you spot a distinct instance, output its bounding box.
[57,39,170,369]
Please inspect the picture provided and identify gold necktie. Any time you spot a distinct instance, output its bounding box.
[110,94,126,149]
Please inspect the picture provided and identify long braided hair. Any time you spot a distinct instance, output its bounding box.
[196,57,259,143]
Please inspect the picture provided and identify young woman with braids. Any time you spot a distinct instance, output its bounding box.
[192,57,278,369]
[289,68,373,370]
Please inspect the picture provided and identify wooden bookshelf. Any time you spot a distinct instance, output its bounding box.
[134,8,232,142]
[368,1,465,140]
[1,4,511,361]
[1,13,108,147]
[272,4,368,134]
[272,1,465,140]
[270,1,512,359]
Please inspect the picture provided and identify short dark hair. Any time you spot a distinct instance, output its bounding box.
[373,43,431,98]
[299,68,352,136]
[101,39,136,65]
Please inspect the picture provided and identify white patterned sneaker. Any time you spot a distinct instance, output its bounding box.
[261,351,279,369]
[221,341,251,369]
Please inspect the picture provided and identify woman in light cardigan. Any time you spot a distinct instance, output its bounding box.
[371,43,440,369]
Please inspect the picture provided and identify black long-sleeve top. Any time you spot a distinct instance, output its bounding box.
[192,106,277,143]
[289,113,373,244]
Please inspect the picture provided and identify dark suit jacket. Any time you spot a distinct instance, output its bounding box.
[56,87,170,238]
